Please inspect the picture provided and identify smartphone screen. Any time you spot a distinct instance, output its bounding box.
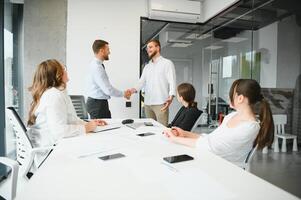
[99,153,125,161]
[137,132,155,137]
[163,154,194,163]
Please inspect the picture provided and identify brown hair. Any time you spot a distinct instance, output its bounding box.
[147,39,161,50]
[27,59,65,126]
[92,39,109,54]
[229,79,274,149]
[177,83,197,108]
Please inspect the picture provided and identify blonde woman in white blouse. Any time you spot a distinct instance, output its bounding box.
[27,59,107,149]
[164,79,274,164]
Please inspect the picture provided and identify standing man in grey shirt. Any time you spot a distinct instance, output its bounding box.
[87,39,131,119]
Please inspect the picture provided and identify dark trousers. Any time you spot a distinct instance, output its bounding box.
[86,97,111,119]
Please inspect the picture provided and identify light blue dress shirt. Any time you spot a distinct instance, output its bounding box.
[87,58,123,99]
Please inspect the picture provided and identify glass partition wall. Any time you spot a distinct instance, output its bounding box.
[204,1,256,125]
[141,0,301,138]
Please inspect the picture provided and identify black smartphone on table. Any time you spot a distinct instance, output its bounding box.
[98,153,125,161]
[137,132,155,137]
[163,154,194,163]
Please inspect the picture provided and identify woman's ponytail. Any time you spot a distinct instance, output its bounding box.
[188,101,198,108]
[254,99,274,149]
[177,83,198,108]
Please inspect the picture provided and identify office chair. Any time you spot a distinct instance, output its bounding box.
[190,115,203,132]
[69,95,89,120]
[0,157,19,200]
[6,107,53,180]
[243,145,257,171]
[236,145,257,172]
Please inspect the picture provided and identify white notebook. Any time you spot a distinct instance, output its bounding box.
[93,124,121,133]
[125,122,145,130]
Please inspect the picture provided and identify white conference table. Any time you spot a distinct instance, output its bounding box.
[17,119,299,200]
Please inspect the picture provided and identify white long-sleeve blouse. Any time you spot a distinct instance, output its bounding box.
[29,87,86,148]
[196,112,260,164]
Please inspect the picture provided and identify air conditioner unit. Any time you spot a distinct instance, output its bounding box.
[148,0,202,23]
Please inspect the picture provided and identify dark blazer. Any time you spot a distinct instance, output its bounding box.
[168,106,202,131]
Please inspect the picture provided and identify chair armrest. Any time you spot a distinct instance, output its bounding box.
[31,146,54,154]
[0,157,19,200]
[0,157,19,169]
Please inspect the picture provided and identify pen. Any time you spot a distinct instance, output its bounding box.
[126,124,136,130]
[94,126,121,133]
[160,161,179,172]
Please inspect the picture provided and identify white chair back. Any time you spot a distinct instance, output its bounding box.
[0,157,19,200]
[6,107,32,167]
[273,114,287,135]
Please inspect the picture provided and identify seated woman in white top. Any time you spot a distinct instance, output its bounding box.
[164,79,274,164]
[27,59,107,149]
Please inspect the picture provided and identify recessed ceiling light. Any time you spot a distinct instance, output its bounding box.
[204,45,223,50]
[222,37,248,43]
[167,39,192,44]
[197,33,211,40]
[168,39,193,47]
[170,43,193,48]
[185,33,197,39]
[240,15,252,20]
[185,33,211,40]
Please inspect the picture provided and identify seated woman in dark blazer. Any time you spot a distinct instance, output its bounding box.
[168,83,202,131]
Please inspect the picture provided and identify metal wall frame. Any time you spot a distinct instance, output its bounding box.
[0,0,7,180]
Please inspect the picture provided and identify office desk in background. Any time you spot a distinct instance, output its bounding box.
[17,119,299,200]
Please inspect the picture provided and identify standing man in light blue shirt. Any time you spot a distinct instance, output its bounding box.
[86,39,131,119]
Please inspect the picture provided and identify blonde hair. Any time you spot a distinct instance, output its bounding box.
[27,59,65,126]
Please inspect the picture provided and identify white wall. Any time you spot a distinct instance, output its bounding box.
[203,0,239,21]
[276,15,301,88]
[23,0,67,120]
[255,22,278,88]
[67,0,147,118]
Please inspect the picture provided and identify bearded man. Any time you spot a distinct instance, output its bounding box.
[130,39,176,126]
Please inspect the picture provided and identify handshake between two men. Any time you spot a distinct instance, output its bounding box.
[123,88,137,100]
[122,88,173,112]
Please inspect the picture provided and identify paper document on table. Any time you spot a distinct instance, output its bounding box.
[61,135,134,158]
[165,168,237,200]
[93,124,121,133]
[128,157,236,200]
